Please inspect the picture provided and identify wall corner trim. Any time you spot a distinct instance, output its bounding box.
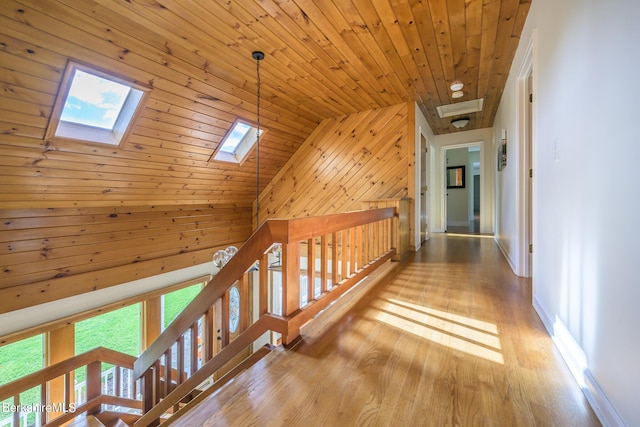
[532,296,628,427]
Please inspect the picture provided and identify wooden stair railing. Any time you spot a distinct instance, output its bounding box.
[0,347,140,427]
[132,207,397,426]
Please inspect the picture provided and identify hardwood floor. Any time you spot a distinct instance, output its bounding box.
[177,234,600,426]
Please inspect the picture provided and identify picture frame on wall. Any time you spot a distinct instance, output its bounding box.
[446,165,465,189]
[497,129,507,171]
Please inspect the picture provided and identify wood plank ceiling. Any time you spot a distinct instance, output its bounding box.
[0,0,531,209]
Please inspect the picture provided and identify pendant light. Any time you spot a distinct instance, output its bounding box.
[252,51,264,228]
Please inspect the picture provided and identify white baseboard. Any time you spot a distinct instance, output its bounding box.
[532,296,627,427]
[583,370,628,427]
[495,237,517,274]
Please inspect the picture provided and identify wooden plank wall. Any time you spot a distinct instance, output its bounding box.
[0,204,252,314]
[257,103,413,221]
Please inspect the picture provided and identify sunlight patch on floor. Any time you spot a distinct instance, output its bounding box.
[385,297,499,334]
[368,298,504,364]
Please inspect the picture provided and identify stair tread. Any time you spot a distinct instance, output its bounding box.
[66,415,106,427]
[109,419,130,427]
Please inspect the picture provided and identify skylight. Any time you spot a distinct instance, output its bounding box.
[60,70,131,130]
[45,62,150,146]
[211,120,264,164]
[220,121,252,154]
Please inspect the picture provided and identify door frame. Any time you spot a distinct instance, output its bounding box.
[440,141,484,232]
[516,31,536,279]
[417,127,430,245]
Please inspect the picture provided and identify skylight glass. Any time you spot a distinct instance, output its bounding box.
[45,61,150,146]
[220,122,251,154]
[60,70,131,130]
[211,120,264,164]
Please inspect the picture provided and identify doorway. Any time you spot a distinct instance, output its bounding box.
[443,144,482,234]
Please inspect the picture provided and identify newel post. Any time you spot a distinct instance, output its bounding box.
[86,360,101,415]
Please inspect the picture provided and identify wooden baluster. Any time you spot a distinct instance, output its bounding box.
[190,322,198,374]
[354,225,362,271]
[239,274,249,332]
[86,360,101,415]
[115,366,121,397]
[361,223,368,266]
[259,253,269,316]
[64,372,71,411]
[307,237,315,301]
[282,241,301,317]
[142,367,158,427]
[40,384,46,426]
[387,217,392,252]
[164,347,172,397]
[177,335,185,385]
[204,306,215,362]
[360,224,367,267]
[350,226,356,275]
[331,232,338,288]
[341,230,348,281]
[377,221,382,258]
[13,395,19,426]
[221,291,230,347]
[153,360,161,404]
[321,234,328,293]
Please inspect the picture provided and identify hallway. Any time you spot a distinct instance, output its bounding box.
[179,235,600,426]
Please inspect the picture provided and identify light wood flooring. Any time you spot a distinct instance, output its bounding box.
[177,234,600,426]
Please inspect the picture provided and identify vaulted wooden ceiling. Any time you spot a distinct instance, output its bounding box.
[0,0,530,208]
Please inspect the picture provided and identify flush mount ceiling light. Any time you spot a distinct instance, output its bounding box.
[451,117,470,129]
[450,81,464,91]
[452,90,464,99]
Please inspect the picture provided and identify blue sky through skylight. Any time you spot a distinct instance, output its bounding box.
[220,122,251,153]
[60,70,131,130]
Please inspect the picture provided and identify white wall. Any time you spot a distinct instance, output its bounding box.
[431,128,494,234]
[493,0,640,425]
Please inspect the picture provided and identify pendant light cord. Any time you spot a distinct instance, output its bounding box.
[253,51,264,228]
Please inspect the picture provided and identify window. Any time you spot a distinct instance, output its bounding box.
[0,335,43,425]
[211,119,264,164]
[75,304,141,357]
[161,283,202,330]
[45,61,150,146]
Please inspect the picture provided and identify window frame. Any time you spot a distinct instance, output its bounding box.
[209,118,264,165]
[44,60,150,147]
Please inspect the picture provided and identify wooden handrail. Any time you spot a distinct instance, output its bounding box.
[134,207,395,379]
[133,224,274,379]
[134,315,287,427]
[0,347,135,402]
[131,207,397,426]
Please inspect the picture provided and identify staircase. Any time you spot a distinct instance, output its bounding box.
[0,208,399,427]
[67,415,130,427]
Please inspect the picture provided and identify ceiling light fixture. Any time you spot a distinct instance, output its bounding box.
[450,81,464,92]
[253,51,264,228]
[452,90,464,99]
[451,117,470,129]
